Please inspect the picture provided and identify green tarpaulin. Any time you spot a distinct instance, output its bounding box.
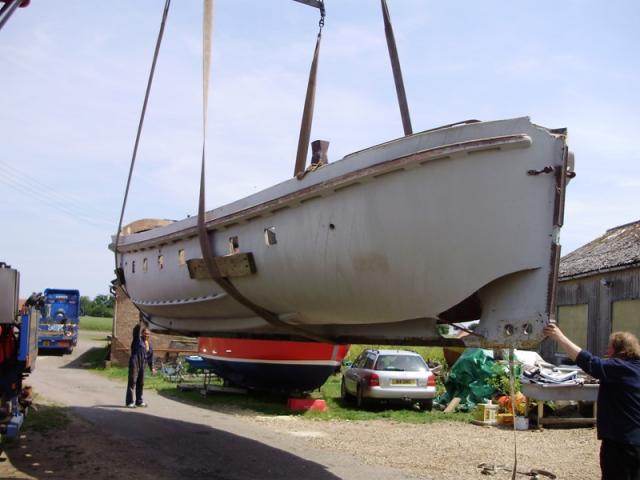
[435,348,501,412]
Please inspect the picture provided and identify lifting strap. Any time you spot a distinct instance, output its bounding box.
[114,0,171,298]
[196,0,331,344]
[0,0,27,31]
[381,0,412,136]
[293,1,325,178]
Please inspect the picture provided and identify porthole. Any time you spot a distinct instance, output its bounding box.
[264,227,277,246]
[229,236,240,254]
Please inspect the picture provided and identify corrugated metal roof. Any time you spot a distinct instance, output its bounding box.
[560,220,640,280]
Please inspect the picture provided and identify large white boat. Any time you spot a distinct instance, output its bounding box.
[111,116,573,348]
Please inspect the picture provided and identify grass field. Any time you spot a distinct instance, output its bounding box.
[80,316,113,332]
[81,343,470,424]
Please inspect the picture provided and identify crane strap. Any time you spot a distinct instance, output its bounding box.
[0,0,28,31]
[381,0,412,136]
[196,0,331,344]
[293,1,325,177]
[114,0,171,298]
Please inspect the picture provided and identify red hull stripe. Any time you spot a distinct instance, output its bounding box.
[198,337,350,362]
[200,355,342,366]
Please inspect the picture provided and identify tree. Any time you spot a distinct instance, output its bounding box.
[79,296,92,316]
[80,294,115,318]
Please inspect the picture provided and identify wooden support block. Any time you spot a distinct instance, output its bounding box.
[444,397,461,413]
[187,253,256,280]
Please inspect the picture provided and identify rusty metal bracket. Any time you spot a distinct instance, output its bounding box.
[527,165,555,176]
[292,0,323,9]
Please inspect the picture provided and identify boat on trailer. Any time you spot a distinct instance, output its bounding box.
[191,337,350,393]
[112,116,573,349]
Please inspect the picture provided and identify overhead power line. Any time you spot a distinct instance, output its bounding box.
[0,169,115,229]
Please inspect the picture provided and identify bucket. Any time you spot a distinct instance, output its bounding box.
[514,416,529,431]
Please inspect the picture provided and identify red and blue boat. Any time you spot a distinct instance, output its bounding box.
[190,337,350,393]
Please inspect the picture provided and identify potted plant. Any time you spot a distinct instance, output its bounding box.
[488,368,528,428]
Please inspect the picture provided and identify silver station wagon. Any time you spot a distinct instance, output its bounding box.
[341,349,436,410]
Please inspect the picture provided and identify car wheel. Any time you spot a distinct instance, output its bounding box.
[340,378,352,403]
[419,399,433,411]
[356,385,367,409]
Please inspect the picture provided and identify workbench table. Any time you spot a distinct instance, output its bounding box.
[521,382,599,428]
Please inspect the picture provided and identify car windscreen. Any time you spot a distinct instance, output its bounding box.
[374,355,427,372]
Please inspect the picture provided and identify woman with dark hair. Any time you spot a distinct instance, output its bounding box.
[544,323,640,480]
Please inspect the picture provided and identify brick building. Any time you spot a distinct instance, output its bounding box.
[110,286,196,366]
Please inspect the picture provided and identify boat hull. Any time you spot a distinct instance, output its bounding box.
[195,337,349,392]
[113,117,572,348]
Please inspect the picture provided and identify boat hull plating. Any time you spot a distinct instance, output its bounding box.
[113,117,572,348]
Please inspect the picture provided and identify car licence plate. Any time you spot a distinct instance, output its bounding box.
[391,379,416,386]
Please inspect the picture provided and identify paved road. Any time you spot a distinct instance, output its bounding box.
[28,332,419,480]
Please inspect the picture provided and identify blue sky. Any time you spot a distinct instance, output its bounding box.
[2,0,639,298]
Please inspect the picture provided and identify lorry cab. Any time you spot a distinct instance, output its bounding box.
[38,288,80,354]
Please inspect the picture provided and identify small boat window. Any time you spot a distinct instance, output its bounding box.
[264,227,277,246]
[178,249,186,265]
[131,261,136,274]
[142,258,148,273]
[229,236,240,254]
[158,255,164,270]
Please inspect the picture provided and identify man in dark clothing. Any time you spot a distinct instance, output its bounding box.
[126,324,156,408]
[545,323,640,480]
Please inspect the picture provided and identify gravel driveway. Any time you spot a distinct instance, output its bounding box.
[252,415,599,479]
[0,332,600,480]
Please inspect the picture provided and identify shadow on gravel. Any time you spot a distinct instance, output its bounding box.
[75,406,342,479]
[2,404,342,480]
[61,346,109,370]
